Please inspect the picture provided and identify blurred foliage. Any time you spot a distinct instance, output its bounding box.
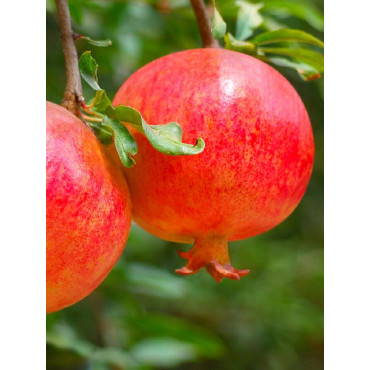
[46,0,323,369]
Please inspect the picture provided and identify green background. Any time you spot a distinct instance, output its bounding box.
[46,1,324,369]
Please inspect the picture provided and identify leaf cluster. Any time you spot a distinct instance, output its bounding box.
[79,52,205,168]
[211,0,324,80]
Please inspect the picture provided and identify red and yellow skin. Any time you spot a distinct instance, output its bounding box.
[113,49,314,282]
[46,102,131,313]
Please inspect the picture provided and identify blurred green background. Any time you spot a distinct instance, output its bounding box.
[46,1,323,369]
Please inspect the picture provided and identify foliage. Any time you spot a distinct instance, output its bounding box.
[210,0,323,80]
[79,51,205,167]
[46,0,323,369]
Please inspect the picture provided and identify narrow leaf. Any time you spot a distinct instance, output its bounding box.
[268,56,321,81]
[224,33,256,53]
[106,105,205,156]
[101,116,138,168]
[80,36,112,47]
[78,51,101,90]
[106,105,143,132]
[262,0,324,31]
[150,122,183,142]
[87,121,113,145]
[90,90,111,113]
[253,29,324,48]
[142,122,205,156]
[259,47,324,72]
[211,7,227,39]
[235,1,263,40]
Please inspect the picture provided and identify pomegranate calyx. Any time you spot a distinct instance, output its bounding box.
[175,237,250,282]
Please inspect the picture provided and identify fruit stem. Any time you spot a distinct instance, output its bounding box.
[81,114,103,123]
[55,0,84,117]
[176,236,250,282]
[190,0,219,48]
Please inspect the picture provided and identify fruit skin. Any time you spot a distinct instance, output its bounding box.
[113,48,314,281]
[46,102,131,313]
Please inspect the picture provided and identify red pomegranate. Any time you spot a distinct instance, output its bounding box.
[113,49,314,282]
[46,102,131,313]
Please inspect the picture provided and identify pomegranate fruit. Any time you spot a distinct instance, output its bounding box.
[113,48,314,282]
[46,102,131,313]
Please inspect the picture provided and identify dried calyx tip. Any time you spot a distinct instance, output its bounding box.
[175,237,250,282]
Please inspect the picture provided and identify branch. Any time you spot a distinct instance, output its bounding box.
[190,0,219,48]
[55,0,83,117]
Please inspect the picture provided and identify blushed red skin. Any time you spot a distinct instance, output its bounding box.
[46,102,131,313]
[113,49,314,281]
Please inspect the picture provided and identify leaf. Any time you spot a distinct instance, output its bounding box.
[143,122,205,156]
[106,105,205,156]
[262,0,324,31]
[80,36,112,47]
[211,6,227,39]
[268,56,321,81]
[253,28,324,48]
[131,338,198,367]
[259,47,324,72]
[78,51,101,90]
[128,314,225,358]
[125,263,188,299]
[88,121,113,145]
[235,1,263,40]
[224,33,256,53]
[92,348,137,369]
[47,325,137,369]
[101,116,138,167]
[79,53,204,159]
[106,105,143,131]
[46,325,94,358]
[90,89,111,113]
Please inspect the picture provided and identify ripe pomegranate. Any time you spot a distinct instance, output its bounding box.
[113,49,314,282]
[46,102,131,313]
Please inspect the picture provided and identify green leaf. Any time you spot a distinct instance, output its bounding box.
[131,338,198,367]
[78,51,101,90]
[268,56,321,81]
[92,348,137,369]
[87,121,113,145]
[46,325,94,358]
[47,324,137,369]
[128,314,225,358]
[79,36,112,47]
[101,116,137,168]
[259,47,324,72]
[235,1,263,40]
[143,122,205,156]
[106,105,205,156]
[125,263,188,299]
[253,28,324,48]
[90,89,111,113]
[211,6,227,39]
[262,0,324,31]
[224,33,256,53]
[106,105,143,132]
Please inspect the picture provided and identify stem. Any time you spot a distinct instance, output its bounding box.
[81,114,102,123]
[55,0,83,117]
[190,0,219,48]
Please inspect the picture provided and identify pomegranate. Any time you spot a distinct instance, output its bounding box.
[46,102,131,312]
[113,49,314,282]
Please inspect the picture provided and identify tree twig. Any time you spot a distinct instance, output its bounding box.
[55,0,83,117]
[190,0,219,48]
